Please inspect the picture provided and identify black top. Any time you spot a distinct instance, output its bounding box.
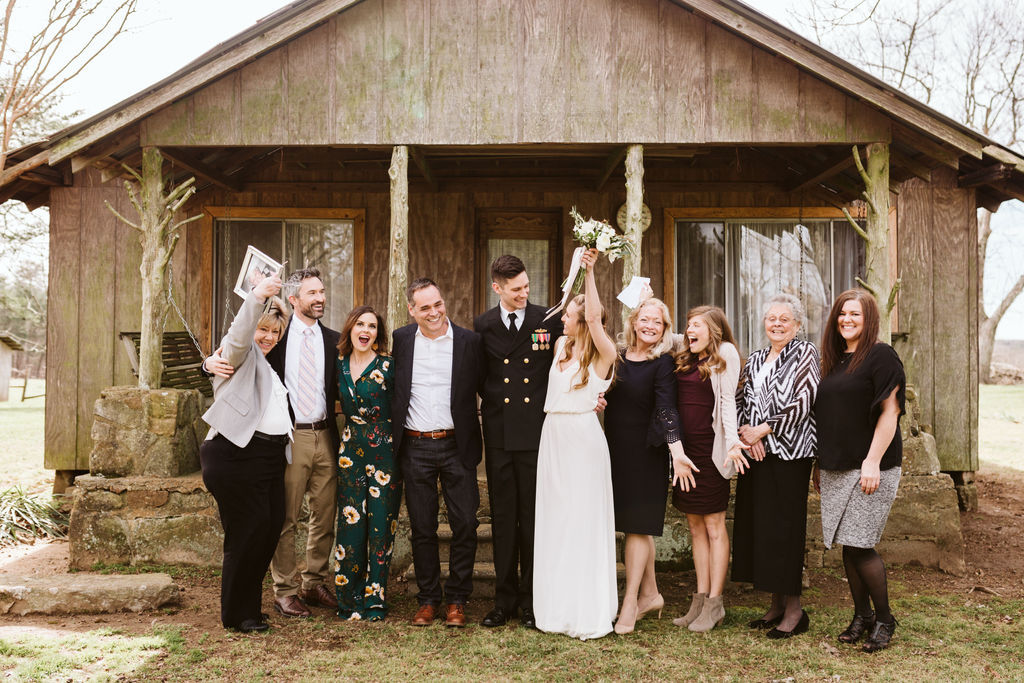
[814,343,906,471]
[474,303,563,451]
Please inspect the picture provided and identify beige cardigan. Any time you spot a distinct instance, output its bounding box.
[673,335,743,479]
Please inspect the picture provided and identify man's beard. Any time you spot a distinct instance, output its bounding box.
[300,301,324,320]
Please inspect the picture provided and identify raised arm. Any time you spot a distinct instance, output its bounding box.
[219,274,282,368]
[580,248,617,379]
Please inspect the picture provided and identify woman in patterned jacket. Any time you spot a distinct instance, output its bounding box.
[732,294,820,639]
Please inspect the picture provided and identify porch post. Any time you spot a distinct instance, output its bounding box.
[622,144,644,328]
[846,142,895,342]
[387,145,410,336]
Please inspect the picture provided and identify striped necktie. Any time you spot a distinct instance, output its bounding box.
[295,328,318,417]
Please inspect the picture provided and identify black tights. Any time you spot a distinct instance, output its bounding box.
[842,545,892,623]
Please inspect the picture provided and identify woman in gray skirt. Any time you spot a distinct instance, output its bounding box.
[813,289,905,653]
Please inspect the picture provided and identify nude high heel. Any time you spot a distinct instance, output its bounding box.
[614,603,638,635]
[637,593,664,620]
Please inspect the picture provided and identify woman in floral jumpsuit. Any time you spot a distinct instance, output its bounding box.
[334,305,402,621]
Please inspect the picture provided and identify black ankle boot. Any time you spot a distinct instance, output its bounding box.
[862,616,897,652]
[838,611,875,644]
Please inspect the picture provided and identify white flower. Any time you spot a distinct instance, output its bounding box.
[374,470,391,486]
[365,464,376,477]
[343,506,360,524]
[369,486,381,498]
[596,232,611,252]
[335,544,346,561]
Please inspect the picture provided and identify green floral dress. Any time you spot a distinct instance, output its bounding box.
[334,354,402,621]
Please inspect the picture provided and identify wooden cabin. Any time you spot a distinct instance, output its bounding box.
[3,0,1024,479]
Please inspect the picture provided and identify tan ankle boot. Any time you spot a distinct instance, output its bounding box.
[688,594,725,632]
[672,592,706,627]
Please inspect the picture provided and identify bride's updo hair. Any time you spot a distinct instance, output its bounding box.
[562,293,607,390]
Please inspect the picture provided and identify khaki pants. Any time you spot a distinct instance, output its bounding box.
[270,428,337,597]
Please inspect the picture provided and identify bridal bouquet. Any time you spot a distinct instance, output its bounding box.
[565,207,634,293]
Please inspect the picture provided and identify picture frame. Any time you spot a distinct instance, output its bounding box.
[233,245,284,299]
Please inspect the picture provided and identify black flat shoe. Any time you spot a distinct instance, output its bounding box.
[838,611,876,644]
[766,610,809,640]
[235,619,270,633]
[482,607,511,627]
[862,617,897,652]
[520,608,537,630]
[748,615,783,630]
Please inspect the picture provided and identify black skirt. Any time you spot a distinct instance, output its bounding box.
[731,451,814,595]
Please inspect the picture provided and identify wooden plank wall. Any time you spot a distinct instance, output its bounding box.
[896,168,978,472]
[141,0,890,147]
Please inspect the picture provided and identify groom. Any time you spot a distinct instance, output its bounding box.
[474,255,563,628]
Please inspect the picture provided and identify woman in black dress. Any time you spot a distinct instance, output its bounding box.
[733,294,820,639]
[814,289,905,653]
[605,298,695,635]
[671,306,748,633]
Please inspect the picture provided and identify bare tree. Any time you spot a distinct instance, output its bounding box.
[794,0,1024,381]
[0,0,136,177]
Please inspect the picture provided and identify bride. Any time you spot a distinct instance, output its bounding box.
[534,248,619,640]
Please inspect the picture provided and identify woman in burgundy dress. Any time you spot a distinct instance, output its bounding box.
[671,306,748,633]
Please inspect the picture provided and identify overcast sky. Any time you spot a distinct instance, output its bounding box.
[27,0,1024,338]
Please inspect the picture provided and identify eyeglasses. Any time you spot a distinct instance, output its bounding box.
[765,316,794,325]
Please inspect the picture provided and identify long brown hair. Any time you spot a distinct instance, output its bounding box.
[560,294,608,390]
[674,305,740,379]
[821,288,879,376]
[337,305,389,357]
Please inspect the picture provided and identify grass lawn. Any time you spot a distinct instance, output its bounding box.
[979,384,1024,471]
[0,379,48,494]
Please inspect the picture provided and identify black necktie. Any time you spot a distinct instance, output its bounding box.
[508,312,518,337]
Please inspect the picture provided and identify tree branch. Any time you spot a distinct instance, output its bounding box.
[103,199,140,231]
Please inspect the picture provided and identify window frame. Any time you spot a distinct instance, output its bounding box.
[474,208,562,314]
[200,206,365,351]
[662,205,898,333]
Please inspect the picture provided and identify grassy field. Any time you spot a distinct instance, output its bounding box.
[0,379,48,494]
[979,384,1024,471]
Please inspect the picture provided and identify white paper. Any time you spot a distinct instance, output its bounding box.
[616,276,651,309]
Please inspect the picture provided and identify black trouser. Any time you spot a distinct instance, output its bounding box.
[401,435,479,605]
[201,433,286,628]
[484,447,538,611]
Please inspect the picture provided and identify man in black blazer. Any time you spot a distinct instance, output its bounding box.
[392,278,484,628]
[474,255,563,629]
[265,268,341,617]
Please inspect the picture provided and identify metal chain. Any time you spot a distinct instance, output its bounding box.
[167,264,207,359]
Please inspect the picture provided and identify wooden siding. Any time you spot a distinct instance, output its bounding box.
[896,168,978,472]
[140,0,890,147]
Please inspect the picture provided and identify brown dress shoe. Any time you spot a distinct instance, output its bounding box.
[273,595,311,618]
[300,585,338,610]
[445,603,467,628]
[412,604,437,626]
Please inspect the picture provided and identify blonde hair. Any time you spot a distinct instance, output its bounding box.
[257,296,288,336]
[621,298,674,359]
[561,294,607,390]
[673,305,741,379]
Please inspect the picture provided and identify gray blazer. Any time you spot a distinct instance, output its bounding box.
[202,291,282,448]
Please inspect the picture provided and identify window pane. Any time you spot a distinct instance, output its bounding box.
[213,220,283,342]
[727,221,831,354]
[486,238,550,308]
[831,219,866,302]
[285,220,356,327]
[675,222,725,328]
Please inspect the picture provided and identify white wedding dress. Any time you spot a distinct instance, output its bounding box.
[533,337,617,640]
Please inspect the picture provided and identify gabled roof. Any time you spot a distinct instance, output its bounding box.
[2,0,1023,208]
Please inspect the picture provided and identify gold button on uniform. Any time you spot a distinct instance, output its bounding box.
[504,359,510,365]
[504,398,510,404]
[524,397,530,403]
[524,358,530,364]
[504,378,509,383]
[523,378,529,384]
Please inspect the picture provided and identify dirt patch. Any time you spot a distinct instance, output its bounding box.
[1,467,1021,639]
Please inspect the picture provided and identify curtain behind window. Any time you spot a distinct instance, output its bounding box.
[486,238,550,309]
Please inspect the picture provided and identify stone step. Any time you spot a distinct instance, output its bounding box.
[436,523,494,562]
[0,573,179,615]
[403,562,626,598]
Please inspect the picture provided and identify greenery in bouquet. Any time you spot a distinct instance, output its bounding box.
[565,207,634,293]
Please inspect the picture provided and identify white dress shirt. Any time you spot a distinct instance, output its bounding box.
[284,316,327,422]
[499,302,525,331]
[405,320,455,431]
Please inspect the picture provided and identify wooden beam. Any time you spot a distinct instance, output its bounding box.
[681,0,982,156]
[987,181,1024,203]
[160,148,242,192]
[891,122,961,170]
[958,163,1014,188]
[594,147,627,191]
[891,151,932,182]
[49,0,364,164]
[0,148,50,187]
[785,150,857,192]
[982,144,1024,173]
[409,147,438,192]
[975,190,1004,213]
[70,129,141,174]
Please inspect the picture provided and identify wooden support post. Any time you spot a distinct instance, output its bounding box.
[387,146,410,337]
[622,144,644,329]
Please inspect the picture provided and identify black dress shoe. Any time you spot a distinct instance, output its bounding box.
[748,614,783,630]
[862,617,897,652]
[766,610,809,639]
[520,608,537,630]
[236,619,270,633]
[482,607,511,627]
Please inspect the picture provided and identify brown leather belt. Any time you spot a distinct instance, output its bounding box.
[404,428,455,440]
[294,419,329,430]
